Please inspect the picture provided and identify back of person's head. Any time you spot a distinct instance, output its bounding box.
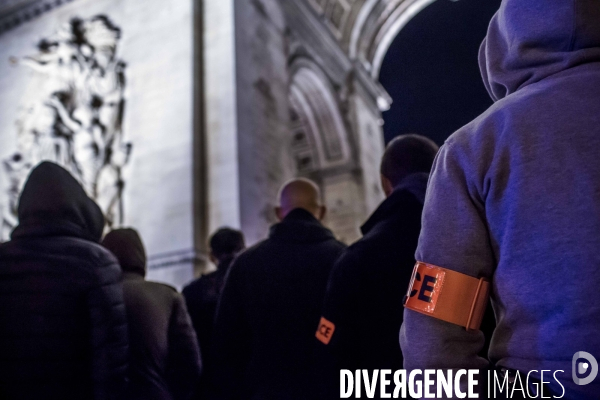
[209,227,245,265]
[12,161,105,242]
[208,227,246,263]
[380,134,439,197]
[102,228,147,276]
[275,178,326,221]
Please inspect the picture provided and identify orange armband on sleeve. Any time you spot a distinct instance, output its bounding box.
[403,261,490,331]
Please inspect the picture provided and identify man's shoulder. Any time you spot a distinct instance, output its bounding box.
[446,87,539,152]
[359,215,411,249]
[223,240,273,278]
[60,237,121,278]
[129,280,179,304]
[182,276,203,296]
[0,237,120,291]
[231,235,345,276]
[142,280,178,293]
[0,235,117,269]
[242,237,271,255]
[183,271,219,296]
[335,212,418,272]
[262,233,346,256]
[328,237,348,250]
[334,236,379,274]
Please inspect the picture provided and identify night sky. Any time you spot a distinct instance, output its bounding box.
[379,0,501,145]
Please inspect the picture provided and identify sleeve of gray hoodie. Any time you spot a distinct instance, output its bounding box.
[400,140,494,374]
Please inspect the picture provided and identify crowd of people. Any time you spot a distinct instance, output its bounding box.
[1,0,600,398]
[0,132,440,400]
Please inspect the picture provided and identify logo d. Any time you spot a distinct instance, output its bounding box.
[572,351,598,385]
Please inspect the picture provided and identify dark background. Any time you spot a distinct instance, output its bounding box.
[379,0,502,145]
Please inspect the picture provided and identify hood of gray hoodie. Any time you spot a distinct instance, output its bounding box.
[479,0,600,101]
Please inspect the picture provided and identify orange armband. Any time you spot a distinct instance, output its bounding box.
[403,261,490,331]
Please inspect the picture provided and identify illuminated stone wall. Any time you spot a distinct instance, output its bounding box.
[0,0,421,287]
[0,0,198,289]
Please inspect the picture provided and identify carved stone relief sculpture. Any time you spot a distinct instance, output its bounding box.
[1,15,132,240]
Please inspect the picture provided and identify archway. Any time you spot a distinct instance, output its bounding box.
[288,58,352,174]
[303,0,501,144]
[349,0,437,78]
[377,0,501,144]
[288,58,374,243]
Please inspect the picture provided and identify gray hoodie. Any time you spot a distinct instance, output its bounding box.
[400,0,600,398]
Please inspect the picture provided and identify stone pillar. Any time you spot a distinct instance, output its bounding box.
[320,171,365,244]
[234,0,295,245]
[204,0,242,234]
[346,71,388,218]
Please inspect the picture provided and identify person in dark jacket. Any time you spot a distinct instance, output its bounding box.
[102,228,202,400]
[317,135,438,385]
[0,161,128,400]
[183,228,246,361]
[207,178,346,400]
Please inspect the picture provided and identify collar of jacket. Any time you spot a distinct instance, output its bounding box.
[360,183,424,236]
[216,254,236,270]
[269,208,335,244]
[393,172,429,204]
[216,256,236,276]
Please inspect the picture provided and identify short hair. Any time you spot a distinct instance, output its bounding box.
[209,227,245,261]
[380,134,439,187]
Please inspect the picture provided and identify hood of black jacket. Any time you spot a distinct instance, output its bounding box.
[102,228,147,276]
[11,161,105,242]
[269,208,335,244]
[479,0,600,101]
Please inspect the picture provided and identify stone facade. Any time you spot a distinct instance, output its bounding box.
[0,0,200,289]
[0,0,429,288]
[215,0,395,245]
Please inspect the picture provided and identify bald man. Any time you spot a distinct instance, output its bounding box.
[317,134,438,397]
[275,178,326,221]
[208,178,346,400]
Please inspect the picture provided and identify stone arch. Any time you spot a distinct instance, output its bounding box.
[288,58,351,174]
[349,0,436,78]
[302,0,438,78]
[287,57,371,244]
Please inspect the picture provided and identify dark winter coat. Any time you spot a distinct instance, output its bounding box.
[183,258,234,400]
[183,256,234,360]
[0,162,128,400]
[102,229,202,400]
[320,185,424,373]
[208,209,346,400]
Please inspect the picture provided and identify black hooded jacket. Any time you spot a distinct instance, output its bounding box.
[208,209,346,400]
[182,255,235,362]
[319,187,423,376]
[183,257,235,400]
[0,162,128,400]
[102,229,202,400]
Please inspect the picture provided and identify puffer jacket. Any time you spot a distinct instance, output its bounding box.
[102,228,202,400]
[0,161,128,400]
